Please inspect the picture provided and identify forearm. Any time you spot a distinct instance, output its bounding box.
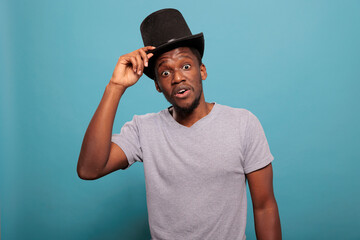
[77,82,126,179]
[253,202,281,240]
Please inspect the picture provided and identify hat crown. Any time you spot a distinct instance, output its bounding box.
[140,8,204,80]
[140,9,193,47]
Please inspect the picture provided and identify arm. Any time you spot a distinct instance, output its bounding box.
[246,163,282,240]
[77,46,155,180]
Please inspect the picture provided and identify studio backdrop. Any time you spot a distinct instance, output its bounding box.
[1,0,359,239]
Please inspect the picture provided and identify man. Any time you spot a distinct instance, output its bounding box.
[78,8,281,240]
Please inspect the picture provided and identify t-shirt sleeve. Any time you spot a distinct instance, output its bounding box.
[242,111,274,174]
[111,116,143,169]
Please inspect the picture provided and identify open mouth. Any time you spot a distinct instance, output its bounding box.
[174,86,191,98]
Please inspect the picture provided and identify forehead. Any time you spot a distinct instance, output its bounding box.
[155,47,196,66]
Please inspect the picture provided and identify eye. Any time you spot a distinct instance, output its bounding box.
[182,64,191,70]
[161,70,170,77]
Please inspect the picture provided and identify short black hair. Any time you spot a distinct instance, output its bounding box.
[189,47,202,66]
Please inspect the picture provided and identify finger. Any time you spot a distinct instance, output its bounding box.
[135,54,144,75]
[143,46,156,51]
[147,53,154,59]
[139,49,149,67]
[129,56,137,73]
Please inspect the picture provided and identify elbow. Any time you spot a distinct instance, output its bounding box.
[253,198,279,215]
[77,168,98,180]
[77,158,101,180]
[252,195,278,212]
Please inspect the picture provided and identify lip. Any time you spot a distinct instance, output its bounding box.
[172,84,192,96]
[174,89,191,99]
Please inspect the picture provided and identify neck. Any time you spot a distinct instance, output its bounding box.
[171,97,214,127]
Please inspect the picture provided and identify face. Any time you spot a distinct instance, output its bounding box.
[154,47,207,114]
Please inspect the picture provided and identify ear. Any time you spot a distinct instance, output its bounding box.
[154,80,162,93]
[200,63,207,80]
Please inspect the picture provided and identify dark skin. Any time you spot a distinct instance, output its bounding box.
[247,164,282,240]
[77,46,281,239]
[154,47,212,127]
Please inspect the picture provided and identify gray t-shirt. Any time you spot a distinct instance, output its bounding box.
[112,103,273,240]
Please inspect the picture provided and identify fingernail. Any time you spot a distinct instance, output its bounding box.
[145,62,148,67]
[138,70,141,74]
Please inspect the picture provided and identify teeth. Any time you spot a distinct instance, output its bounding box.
[178,89,186,94]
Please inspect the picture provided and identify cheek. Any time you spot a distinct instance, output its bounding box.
[184,70,199,79]
[158,82,172,95]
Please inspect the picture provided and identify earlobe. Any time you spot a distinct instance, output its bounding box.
[200,64,207,80]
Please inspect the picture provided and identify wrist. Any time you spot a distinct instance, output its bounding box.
[107,81,127,93]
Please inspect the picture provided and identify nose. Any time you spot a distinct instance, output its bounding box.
[172,68,185,85]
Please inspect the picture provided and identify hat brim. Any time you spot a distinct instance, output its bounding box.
[143,32,204,80]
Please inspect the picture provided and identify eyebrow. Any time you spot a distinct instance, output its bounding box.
[157,55,193,69]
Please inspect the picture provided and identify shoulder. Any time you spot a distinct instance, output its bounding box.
[214,103,253,121]
[214,103,267,132]
[134,108,167,120]
[129,108,169,127]
[208,103,257,135]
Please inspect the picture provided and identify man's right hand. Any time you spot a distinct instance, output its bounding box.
[77,46,156,180]
[110,46,156,88]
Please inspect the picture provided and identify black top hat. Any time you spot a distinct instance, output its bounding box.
[140,8,204,80]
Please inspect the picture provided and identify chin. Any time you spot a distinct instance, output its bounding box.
[173,96,201,115]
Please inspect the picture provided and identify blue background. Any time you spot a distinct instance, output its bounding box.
[1,0,360,239]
